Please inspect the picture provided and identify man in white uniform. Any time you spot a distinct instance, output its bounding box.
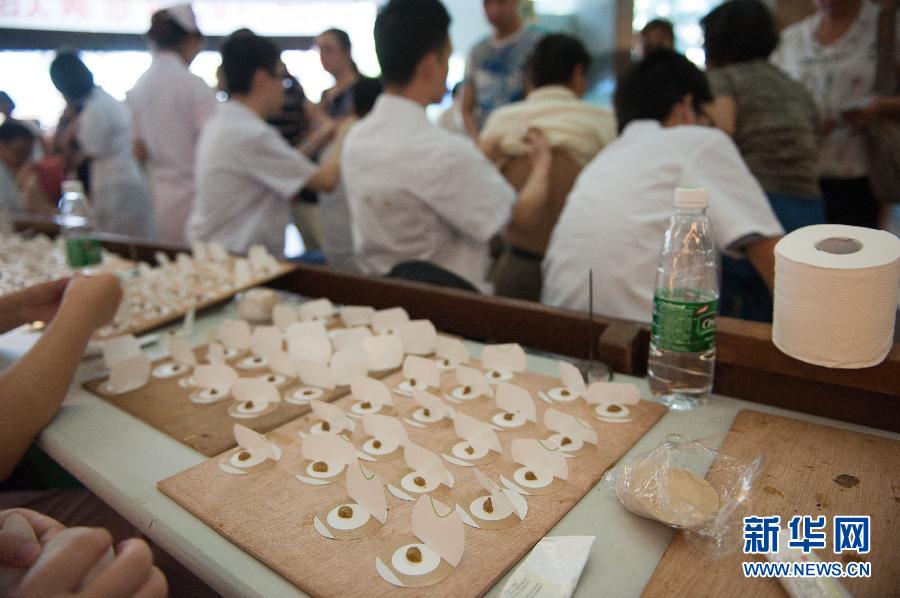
[188,33,333,257]
[342,0,552,290]
[542,50,784,322]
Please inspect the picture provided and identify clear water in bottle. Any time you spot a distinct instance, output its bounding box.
[58,179,102,269]
[648,188,719,410]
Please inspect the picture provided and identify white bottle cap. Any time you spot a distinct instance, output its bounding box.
[62,179,85,195]
[674,187,709,209]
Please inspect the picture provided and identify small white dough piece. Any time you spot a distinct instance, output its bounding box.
[596,404,630,419]
[310,421,337,435]
[450,386,480,401]
[412,408,442,424]
[229,450,266,468]
[306,461,342,479]
[548,433,584,453]
[513,466,553,489]
[484,368,513,383]
[451,441,488,461]
[288,387,325,404]
[191,387,231,404]
[547,386,580,402]
[152,362,189,379]
[396,378,429,395]
[492,412,526,429]
[400,472,438,494]
[351,401,382,416]
[234,400,267,416]
[363,438,398,456]
[391,543,441,577]
[326,504,370,531]
[469,496,508,521]
[237,356,268,370]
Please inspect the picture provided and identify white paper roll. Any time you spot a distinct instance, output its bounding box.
[773,225,900,368]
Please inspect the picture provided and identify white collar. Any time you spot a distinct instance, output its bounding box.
[527,85,578,102]
[373,93,430,123]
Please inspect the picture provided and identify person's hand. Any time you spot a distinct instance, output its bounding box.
[10,527,166,598]
[842,97,883,129]
[525,127,552,169]
[0,509,68,595]
[10,278,69,328]
[57,273,123,333]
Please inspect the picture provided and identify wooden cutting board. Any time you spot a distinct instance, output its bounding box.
[83,346,353,457]
[159,362,667,597]
[642,410,900,597]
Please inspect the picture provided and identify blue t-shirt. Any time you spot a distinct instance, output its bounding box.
[465,25,543,130]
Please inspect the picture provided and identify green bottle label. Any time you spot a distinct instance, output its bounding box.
[65,237,102,268]
[651,289,718,352]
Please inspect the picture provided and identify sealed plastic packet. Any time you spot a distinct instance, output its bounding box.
[500,536,595,598]
[603,434,762,554]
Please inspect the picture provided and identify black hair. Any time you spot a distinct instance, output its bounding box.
[352,77,383,117]
[701,0,779,67]
[49,52,95,101]
[0,119,35,143]
[613,49,712,132]
[319,28,360,74]
[147,8,200,50]
[527,33,591,88]
[0,91,14,112]
[374,0,451,86]
[641,18,674,39]
[220,33,281,95]
[322,28,352,52]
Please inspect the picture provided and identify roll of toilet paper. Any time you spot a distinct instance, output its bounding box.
[773,225,900,368]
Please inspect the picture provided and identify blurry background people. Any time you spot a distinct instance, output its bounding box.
[542,50,783,322]
[437,82,467,135]
[188,32,338,257]
[703,0,824,322]
[636,18,675,59]
[772,0,900,228]
[343,0,551,291]
[703,0,823,231]
[316,28,361,119]
[0,92,15,121]
[481,33,617,301]
[462,0,543,137]
[128,3,216,246]
[318,76,383,273]
[291,27,361,253]
[0,120,53,219]
[50,52,155,239]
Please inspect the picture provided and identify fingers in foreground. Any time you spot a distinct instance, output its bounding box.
[14,527,112,596]
[79,538,158,598]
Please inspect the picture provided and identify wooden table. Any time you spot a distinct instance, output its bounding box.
[2,232,896,596]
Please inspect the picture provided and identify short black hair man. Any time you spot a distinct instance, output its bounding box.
[341,0,552,290]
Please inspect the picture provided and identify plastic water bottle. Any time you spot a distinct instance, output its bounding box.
[58,179,102,269]
[648,187,719,410]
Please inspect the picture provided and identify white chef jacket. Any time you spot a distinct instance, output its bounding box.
[341,94,515,288]
[128,51,216,245]
[77,87,155,239]
[188,101,316,257]
[542,120,784,323]
[480,85,617,166]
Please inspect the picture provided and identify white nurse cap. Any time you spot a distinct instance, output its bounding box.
[165,3,199,34]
